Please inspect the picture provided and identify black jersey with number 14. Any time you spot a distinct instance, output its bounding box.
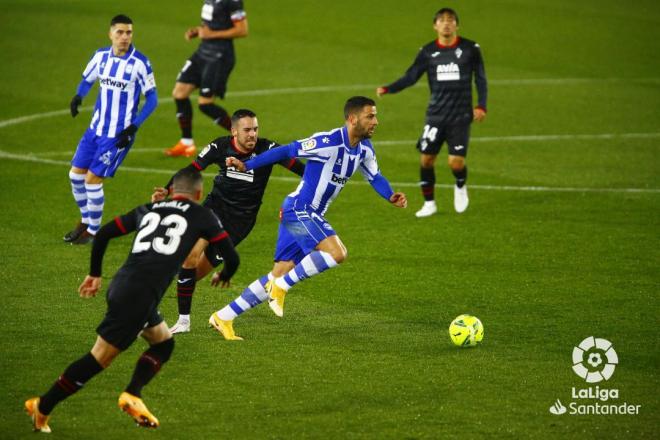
[385,37,488,126]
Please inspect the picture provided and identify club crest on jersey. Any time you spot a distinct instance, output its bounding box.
[455,48,462,59]
[436,62,460,81]
[125,63,133,74]
[301,138,317,150]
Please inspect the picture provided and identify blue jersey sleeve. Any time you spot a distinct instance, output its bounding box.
[244,143,297,171]
[133,89,158,127]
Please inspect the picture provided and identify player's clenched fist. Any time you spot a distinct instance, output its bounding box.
[390,192,408,208]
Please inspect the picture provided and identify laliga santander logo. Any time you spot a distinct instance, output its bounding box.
[572,337,618,383]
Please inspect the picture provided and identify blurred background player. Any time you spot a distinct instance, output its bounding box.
[153,109,305,333]
[209,97,407,340]
[377,7,487,217]
[25,168,238,432]
[165,0,249,157]
[65,14,158,244]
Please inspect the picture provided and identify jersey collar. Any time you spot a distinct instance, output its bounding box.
[111,44,135,60]
[436,36,460,49]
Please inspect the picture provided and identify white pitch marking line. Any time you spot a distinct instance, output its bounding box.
[1,149,658,194]
[1,77,659,129]
[32,131,660,157]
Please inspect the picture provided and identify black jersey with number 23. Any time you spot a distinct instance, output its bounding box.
[113,198,228,293]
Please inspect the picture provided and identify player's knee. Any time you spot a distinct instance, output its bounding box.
[448,156,465,171]
[420,155,436,168]
[329,247,347,264]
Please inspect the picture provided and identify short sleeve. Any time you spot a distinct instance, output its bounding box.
[229,0,246,22]
[82,51,101,83]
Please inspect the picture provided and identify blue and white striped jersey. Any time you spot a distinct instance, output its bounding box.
[81,45,156,138]
[285,126,385,215]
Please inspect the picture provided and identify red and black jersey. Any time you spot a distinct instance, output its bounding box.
[99,198,231,293]
[191,136,302,216]
[384,37,488,126]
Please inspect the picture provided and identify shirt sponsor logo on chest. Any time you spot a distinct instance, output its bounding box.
[436,62,460,81]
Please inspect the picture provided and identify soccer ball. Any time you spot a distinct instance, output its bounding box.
[449,314,484,347]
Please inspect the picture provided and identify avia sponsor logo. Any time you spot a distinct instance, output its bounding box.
[548,337,642,416]
[436,62,460,81]
[227,167,254,182]
[99,77,130,90]
[331,174,348,185]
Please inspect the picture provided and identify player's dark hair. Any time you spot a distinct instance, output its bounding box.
[434,8,459,24]
[231,109,257,126]
[343,96,376,119]
[172,167,203,194]
[110,14,133,27]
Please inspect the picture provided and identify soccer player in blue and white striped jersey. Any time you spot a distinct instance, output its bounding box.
[64,15,158,244]
[209,97,407,340]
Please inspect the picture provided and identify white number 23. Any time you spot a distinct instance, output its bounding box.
[132,212,188,255]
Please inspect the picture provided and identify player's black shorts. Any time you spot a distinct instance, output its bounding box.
[96,276,164,351]
[416,122,471,157]
[176,50,235,99]
[203,201,257,267]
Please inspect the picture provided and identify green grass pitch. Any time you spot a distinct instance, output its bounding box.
[0,0,658,438]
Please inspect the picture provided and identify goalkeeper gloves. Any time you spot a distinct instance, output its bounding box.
[116,124,138,150]
[70,95,82,117]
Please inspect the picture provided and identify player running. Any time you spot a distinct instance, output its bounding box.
[377,7,488,217]
[152,109,304,334]
[25,169,238,432]
[209,96,407,340]
[165,0,249,157]
[65,14,158,244]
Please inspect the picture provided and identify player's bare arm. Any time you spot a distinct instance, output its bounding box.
[197,19,248,40]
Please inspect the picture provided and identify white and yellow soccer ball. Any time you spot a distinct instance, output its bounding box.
[449,314,484,347]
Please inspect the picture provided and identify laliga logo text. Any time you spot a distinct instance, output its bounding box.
[548,337,641,416]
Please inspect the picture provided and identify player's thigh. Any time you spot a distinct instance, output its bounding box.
[316,235,347,263]
[71,129,99,170]
[279,208,337,258]
[88,137,130,178]
[174,53,202,93]
[96,281,161,351]
[445,123,470,158]
[172,82,196,99]
[416,122,447,155]
[201,55,235,99]
[141,321,171,345]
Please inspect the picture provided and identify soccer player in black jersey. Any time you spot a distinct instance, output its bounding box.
[377,7,488,217]
[165,0,248,157]
[24,169,238,432]
[153,109,305,333]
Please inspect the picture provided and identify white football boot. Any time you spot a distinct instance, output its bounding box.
[169,317,190,334]
[454,185,469,213]
[415,201,438,218]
